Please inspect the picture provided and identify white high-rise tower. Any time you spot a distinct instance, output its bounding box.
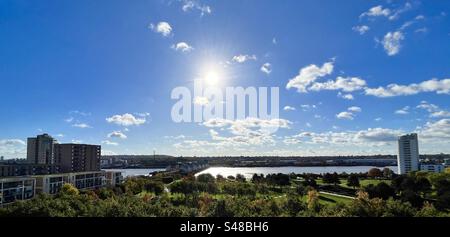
[397,133,419,174]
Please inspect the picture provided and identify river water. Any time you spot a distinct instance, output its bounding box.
[196,166,398,179]
[106,166,397,178]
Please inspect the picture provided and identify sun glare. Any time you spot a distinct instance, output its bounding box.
[200,63,225,87]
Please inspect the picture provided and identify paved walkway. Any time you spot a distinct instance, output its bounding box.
[319,191,355,199]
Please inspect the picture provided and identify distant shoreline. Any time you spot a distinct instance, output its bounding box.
[103,164,398,170]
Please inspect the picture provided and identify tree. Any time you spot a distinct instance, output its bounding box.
[197,173,215,183]
[306,189,320,211]
[59,183,79,196]
[144,181,165,195]
[236,174,246,182]
[347,174,360,189]
[415,177,432,195]
[302,177,317,188]
[365,182,395,200]
[251,174,264,183]
[382,168,394,179]
[296,184,306,196]
[368,168,382,178]
[400,190,423,208]
[322,172,340,185]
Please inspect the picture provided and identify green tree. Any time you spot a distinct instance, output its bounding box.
[197,173,216,183]
[368,168,382,178]
[59,183,79,196]
[347,174,360,189]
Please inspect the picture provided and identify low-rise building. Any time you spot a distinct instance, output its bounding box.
[0,177,36,206]
[0,163,60,178]
[33,171,105,194]
[104,171,124,187]
[420,163,445,173]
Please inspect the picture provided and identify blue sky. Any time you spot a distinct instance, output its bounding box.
[1,0,450,158]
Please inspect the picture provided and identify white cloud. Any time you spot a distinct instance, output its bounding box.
[181,0,212,16]
[260,63,272,74]
[415,27,428,34]
[286,61,334,93]
[202,117,291,130]
[284,127,402,146]
[106,113,146,126]
[336,106,361,120]
[232,54,257,63]
[283,106,296,111]
[338,92,354,100]
[382,31,404,56]
[415,15,425,20]
[399,21,415,31]
[0,139,25,146]
[365,78,450,97]
[0,139,26,158]
[72,123,91,128]
[389,2,413,21]
[395,106,410,115]
[417,119,450,141]
[171,42,194,52]
[360,5,391,18]
[430,111,450,118]
[300,104,317,111]
[353,25,370,35]
[149,22,172,37]
[348,106,362,113]
[164,135,187,140]
[417,101,450,118]
[272,38,277,45]
[336,111,355,120]
[309,76,367,92]
[71,140,83,144]
[416,101,439,112]
[193,96,209,106]
[375,117,382,122]
[102,140,119,146]
[175,118,292,150]
[64,117,74,123]
[108,131,127,139]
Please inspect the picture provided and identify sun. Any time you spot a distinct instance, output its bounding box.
[200,63,225,87]
[204,70,220,86]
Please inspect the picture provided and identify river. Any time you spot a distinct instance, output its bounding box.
[106,166,397,178]
[103,168,165,177]
[196,166,398,179]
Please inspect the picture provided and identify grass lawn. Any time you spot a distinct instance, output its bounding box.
[339,178,391,188]
[318,193,353,205]
[316,178,391,188]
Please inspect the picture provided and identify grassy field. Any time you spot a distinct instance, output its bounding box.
[318,193,353,205]
[316,178,391,188]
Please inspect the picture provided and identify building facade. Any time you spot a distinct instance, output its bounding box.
[27,134,56,165]
[0,177,36,206]
[420,164,445,173]
[104,171,124,187]
[54,144,101,173]
[33,171,105,194]
[0,163,59,178]
[397,133,420,175]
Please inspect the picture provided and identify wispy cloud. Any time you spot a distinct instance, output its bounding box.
[171,42,194,52]
[72,123,91,128]
[149,22,173,37]
[232,54,257,63]
[106,113,146,126]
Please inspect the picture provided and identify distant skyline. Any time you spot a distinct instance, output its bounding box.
[1,0,450,159]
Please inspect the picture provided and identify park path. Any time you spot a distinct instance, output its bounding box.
[319,191,355,200]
